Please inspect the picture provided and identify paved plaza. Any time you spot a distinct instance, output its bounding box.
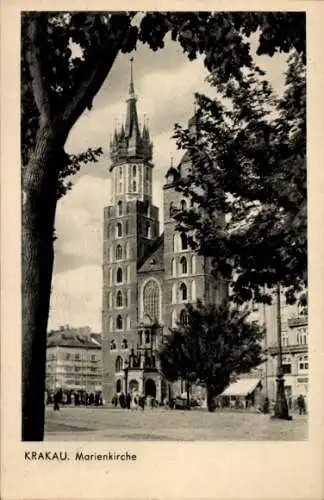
[45,406,307,441]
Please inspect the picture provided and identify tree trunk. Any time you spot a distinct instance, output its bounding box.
[22,124,61,441]
[207,385,216,412]
[185,380,191,410]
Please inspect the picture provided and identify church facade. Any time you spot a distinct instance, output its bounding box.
[102,65,226,404]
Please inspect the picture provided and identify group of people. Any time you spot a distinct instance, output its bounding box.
[47,389,104,411]
[111,392,159,410]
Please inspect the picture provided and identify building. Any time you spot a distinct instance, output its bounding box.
[102,62,227,404]
[244,292,308,406]
[46,326,103,394]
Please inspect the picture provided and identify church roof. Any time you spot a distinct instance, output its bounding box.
[137,233,164,273]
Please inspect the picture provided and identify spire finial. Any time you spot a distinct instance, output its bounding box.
[170,156,174,168]
[129,57,135,96]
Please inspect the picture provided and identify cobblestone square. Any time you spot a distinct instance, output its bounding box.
[45,406,308,441]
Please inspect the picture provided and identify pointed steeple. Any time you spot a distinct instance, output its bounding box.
[125,57,141,147]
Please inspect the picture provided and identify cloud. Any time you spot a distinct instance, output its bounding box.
[49,265,102,332]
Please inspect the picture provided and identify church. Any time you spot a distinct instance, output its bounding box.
[102,63,227,404]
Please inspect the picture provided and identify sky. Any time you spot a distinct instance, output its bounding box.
[48,30,288,333]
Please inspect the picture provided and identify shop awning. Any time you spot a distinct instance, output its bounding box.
[220,378,261,397]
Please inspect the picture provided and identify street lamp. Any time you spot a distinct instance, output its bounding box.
[124,360,129,394]
[271,283,292,420]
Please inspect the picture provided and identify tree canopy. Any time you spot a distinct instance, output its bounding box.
[160,301,265,411]
[172,50,306,306]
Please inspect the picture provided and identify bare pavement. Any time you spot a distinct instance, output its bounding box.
[45,406,308,441]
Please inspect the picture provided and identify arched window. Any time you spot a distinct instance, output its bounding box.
[180,282,187,301]
[180,232,188,250]
[191,280,196,301]
[117,200,123,216]
[143,280,160,321]
[116,315,123,330]
[110,339,116,351]
[125,220,129,235]
[116,290,123,308]
[179,309,189,326]
[122,339,128,349]
[180,199,187,211]
[172,283,177,304]
[171,258,176,276]
[115,356,123,372]
[117,268,123,283]
[124,290,128,307]
[116,222,122,238]
[169,202,174,216]
[180,256,187,274]
[191,255,196,274]
[132,165,137,177]
[116,244,123,261]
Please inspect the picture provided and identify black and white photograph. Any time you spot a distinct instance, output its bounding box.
[19,10,310,443]
[2,3,324,499]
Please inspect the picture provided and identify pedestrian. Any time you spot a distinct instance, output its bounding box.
[126,392,131,409]
[119,392,126,408]
[297,394,306,415]
[139,394,145,410]
[53,391,60,411]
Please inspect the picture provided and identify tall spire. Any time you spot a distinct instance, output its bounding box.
[125,57,140,145]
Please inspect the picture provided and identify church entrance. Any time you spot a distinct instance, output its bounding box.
[145,379,156,398]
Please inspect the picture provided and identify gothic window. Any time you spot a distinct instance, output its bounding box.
[116,315,123,330]
[117,200,123,216]
[132,180,137,192]
[191,255,196,274]
[180,256,187,274]
[115,356,123,372]
[116,290,123,308]
[122,339,128,349]
[143,280,160,320]
[116,244,123,261]
[145,330,150,344]
[180,282,187,301]
[116,222,122,238]
[180,232,188,250]
[132,165,137,177]
[110,339,116,351]
[124,290,128,307]
[179,308,189,326]
[117,268,123,283]
[180,199,187,211]
[169,201,174,217]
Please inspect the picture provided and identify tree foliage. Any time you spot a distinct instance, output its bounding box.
[160,301,264,411]
[172,50,306,306]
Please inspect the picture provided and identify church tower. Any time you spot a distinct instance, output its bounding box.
[102,60,160,402]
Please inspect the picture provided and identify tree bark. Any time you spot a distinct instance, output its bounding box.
[22,124,61,441]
